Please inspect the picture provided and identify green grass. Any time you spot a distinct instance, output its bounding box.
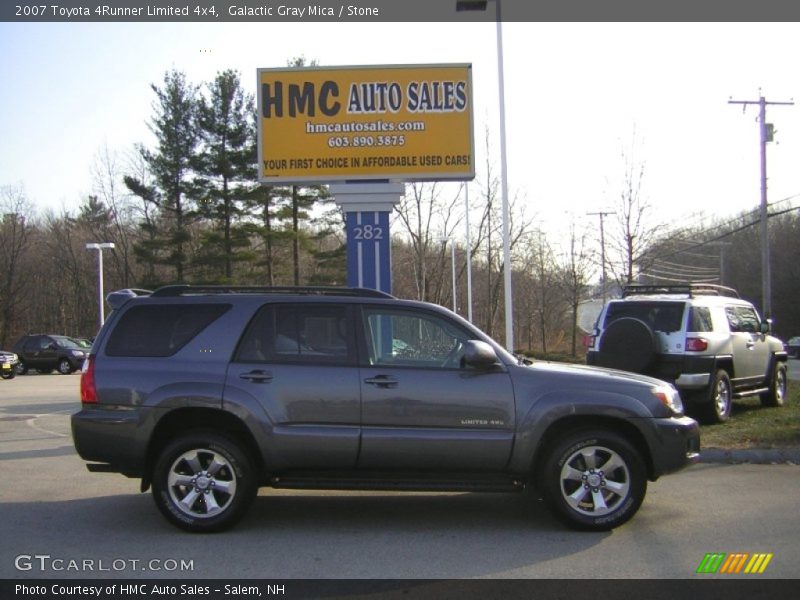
[699,381,800,449]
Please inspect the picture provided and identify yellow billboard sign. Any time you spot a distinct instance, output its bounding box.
[257,64,474,183]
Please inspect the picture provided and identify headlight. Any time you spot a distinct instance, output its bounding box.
[651,384,684,415]
[70,350,85,358]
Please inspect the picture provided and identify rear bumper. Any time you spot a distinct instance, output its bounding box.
[587,352,715,391]
[71,406,149,477]
[649,415,701,478]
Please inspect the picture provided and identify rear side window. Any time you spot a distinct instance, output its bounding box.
[688,307,713,332]
[105,304,231,357]
[235,304,356,365]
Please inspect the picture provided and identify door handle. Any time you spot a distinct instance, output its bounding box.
[746,341,755,349]
[239,370,273,383]
[364,375,398,388]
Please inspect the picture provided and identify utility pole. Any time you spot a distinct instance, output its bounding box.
[587,211,615,303]
[728,93,793,319]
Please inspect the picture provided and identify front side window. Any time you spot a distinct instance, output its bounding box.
[735,306,760,333]
[726,305,760,333]
[362,308,469,369]
[235,304,355,365]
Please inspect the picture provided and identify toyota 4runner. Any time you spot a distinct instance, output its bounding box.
[587,284,788,424]
[72,285,699,532]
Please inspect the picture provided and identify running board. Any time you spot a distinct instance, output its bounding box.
[268,473,525,493]
[733,387,769,399]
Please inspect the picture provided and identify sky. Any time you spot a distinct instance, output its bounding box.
[2,20,800,248]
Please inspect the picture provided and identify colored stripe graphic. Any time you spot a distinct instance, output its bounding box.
[720,553,749,574]
[744,554,773,574]
[696,553,773,574]
[697,553,726,574]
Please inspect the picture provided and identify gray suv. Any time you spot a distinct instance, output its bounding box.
[587,285,788,424]
[72,285,699,532]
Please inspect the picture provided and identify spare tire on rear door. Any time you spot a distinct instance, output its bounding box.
[595,317,658,374]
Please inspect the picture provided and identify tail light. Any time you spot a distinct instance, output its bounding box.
[80,356,97,404]
[685,337,708,352]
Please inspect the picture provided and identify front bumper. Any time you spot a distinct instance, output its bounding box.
[649,415,701,478]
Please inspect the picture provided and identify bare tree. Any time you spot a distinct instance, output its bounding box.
[92,144,137,287]
[609,131,658,287]
[0,186,35,346]
[393,182,463,304]
[559,217,595,356]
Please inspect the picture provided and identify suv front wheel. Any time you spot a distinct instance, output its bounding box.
[151,431,257,533]
[538,429,647,531]
[760,362,788,408]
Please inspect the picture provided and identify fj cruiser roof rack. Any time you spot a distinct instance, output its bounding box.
[149,285,395,299]
[622,283,740,299]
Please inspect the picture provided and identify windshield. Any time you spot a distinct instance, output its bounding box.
[52,336,85,350]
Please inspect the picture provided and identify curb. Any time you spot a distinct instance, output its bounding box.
[700,447,800,465]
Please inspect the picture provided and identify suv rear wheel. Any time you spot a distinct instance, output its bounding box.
[538,429,647,531]
[760,362,787,408]
[151,431,257,533]
[697,369,733,424]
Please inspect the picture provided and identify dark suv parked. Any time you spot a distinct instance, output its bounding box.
[72,286,700,532]
[13,334,89,375]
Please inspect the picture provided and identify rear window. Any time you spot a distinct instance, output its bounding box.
[105,304,231,357]
[603,301,685,333]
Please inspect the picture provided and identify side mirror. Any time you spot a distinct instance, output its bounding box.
[462,340,499,369]
[760,319,772,334]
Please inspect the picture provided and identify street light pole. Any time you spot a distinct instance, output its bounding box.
[86,242,115,329]
[450,241,457,313]
[456,0,513,350]
[463,183,474,322]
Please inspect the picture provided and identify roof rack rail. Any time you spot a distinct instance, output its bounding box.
[150,285,395,299]
[622,283,740,299]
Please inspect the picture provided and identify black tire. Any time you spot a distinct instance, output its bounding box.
[595,318,657,373]
[697,369,733,424]
[151,431,257,533]
[1,370,15,380]
[14,362,28,375]
[57,358,74,375]
[760,362,787,408]
[538,429,647,531]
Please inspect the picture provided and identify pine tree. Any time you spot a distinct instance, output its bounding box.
[193,69,257,281]
[124,69,200,283]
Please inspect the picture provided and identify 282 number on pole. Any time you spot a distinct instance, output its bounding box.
[353,225,384,241]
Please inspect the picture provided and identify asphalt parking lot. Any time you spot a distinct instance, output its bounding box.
[1,370,799,580]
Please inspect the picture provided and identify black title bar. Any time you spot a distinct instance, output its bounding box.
[5,0,800,22]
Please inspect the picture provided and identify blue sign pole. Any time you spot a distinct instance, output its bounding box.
[331,182,403,296]
[345,211,392,294]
